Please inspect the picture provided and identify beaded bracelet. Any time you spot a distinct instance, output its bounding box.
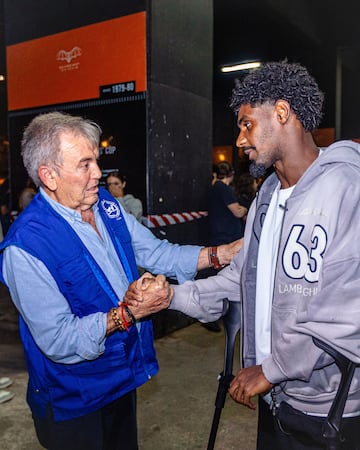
[110,307,126,331]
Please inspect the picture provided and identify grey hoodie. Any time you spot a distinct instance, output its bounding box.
[172,140,360,415]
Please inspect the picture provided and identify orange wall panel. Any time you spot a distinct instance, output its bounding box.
[6,12,146,111]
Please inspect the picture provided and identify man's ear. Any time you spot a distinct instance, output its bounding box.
[38,165,57,191]
[275,100,291,125]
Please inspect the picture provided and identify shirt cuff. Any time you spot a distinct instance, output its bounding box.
[173,246,202,284]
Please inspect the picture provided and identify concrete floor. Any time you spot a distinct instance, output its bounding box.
[0,286,257,450]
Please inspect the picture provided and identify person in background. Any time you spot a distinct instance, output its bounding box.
[0,176,10,237]
[233,172,258,221]
[106,171,143,222]
[0,376,15,404]
[130,60,360,449]
[0,184,15,405]
[211,164,217,185]
[0,204,12,238]
[201,161,247,332]
[0,111,241,450]
[18,186,37,212]
[208,161,248,246]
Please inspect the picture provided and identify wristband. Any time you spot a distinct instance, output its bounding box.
[120,303,136,331]
[120,303,130,331]
[208,246,223,270]
[123,303,136,324]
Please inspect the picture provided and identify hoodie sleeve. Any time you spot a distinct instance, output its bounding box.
[169,249,243,322]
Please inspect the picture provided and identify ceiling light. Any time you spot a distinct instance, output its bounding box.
[220,61,261,73]
[0,74,5,81]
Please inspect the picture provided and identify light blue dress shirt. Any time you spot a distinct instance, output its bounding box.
[3,189,201,364]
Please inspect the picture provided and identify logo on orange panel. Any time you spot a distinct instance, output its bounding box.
[56,47,82,72]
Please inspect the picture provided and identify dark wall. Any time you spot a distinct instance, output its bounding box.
[0,0,7,139]
[147,0,213,241]
[4,0,145,44]
[340,47,360,140]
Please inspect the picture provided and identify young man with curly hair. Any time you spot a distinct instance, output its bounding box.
[131,60,360,449]
[226,60,360,450]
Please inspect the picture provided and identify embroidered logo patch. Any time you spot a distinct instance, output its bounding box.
[101,200,121,219]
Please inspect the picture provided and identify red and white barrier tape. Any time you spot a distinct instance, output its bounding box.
[142,211,208,228]
[11,209,208,228]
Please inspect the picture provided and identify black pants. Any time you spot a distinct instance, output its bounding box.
[257,396,360,450]
[33,390,138,450]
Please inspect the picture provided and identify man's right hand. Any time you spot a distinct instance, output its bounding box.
[217,239,243,265]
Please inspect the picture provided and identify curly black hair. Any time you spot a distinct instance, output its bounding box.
[230,61,324,132]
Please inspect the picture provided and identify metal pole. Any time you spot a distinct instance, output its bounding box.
[207,301,241,450]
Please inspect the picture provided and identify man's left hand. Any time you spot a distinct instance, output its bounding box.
[124,272,154,307]
[228,365,273,410]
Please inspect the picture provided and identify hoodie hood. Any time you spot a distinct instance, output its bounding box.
[290,140,360,198]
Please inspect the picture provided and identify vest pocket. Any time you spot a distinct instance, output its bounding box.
[61,341,133,405]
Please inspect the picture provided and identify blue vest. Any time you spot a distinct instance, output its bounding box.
[0,189,158,421]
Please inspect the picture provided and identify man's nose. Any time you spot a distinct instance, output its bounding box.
[93,163,102,179]
[236,130,247,148]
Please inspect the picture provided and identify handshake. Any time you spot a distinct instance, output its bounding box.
[124,272,174,320]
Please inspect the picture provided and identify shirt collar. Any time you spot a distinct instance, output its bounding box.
[39,187,99,222]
